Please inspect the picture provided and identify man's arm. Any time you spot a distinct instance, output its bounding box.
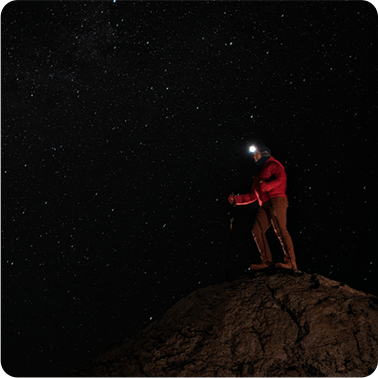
[260,162,285,192]
[233,192,258,205]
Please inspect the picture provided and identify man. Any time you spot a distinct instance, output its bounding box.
[228,145,297,270]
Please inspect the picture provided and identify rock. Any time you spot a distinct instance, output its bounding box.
[68,270,378,377]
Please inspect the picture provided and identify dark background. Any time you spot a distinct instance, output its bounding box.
[2,1,377,376]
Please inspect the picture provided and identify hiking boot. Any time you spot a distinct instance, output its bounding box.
[275,261,297,270]
[249,262,273,271]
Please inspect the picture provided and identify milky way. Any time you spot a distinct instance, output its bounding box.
[2,1,377,376]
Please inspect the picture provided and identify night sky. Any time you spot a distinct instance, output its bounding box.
[2,1,378,376]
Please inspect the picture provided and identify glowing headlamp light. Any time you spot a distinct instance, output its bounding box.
[249,145,257,153]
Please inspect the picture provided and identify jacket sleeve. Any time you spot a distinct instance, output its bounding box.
[260,162,285,192]
[234,192,257,205]
[234,181,258,205]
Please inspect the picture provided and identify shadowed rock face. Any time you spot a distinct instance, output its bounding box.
[68,270,378,377]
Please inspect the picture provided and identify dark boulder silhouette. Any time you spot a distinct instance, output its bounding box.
[68,270,378,377]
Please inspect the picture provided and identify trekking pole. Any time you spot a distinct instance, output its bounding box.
[227,193,236,280]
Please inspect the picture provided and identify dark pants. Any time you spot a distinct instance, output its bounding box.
[252,197,296,266]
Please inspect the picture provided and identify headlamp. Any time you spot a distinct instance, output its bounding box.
[249,145,257,153]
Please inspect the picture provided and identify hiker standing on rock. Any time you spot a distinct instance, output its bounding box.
[228,144,297,271]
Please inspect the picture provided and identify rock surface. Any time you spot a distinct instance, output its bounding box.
[68,269,378,377]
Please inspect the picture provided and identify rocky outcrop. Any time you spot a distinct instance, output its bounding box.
[68,269,378,377]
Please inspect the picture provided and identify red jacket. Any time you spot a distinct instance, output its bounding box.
[234,156,287,206]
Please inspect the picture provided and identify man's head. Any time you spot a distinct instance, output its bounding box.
[253,150,262,162]
[250,144,271,162]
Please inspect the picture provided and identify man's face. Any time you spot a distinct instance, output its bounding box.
[254,151,262,162]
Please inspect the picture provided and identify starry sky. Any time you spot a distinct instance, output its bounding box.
[2,1,378,376]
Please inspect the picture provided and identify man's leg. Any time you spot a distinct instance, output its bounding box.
[267,197,297,269]
[251,206,273,269]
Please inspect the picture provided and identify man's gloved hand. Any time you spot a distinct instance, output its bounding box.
[228,194,235,205]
